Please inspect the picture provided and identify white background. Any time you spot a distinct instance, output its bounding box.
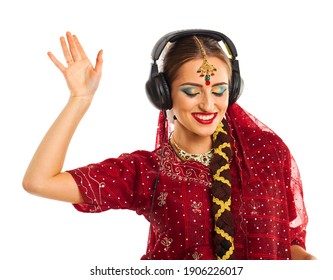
[1,0,331,279]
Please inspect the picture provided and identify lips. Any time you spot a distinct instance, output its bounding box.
[192,112,218,124]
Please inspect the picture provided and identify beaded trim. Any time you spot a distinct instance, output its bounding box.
[170,134,213,166]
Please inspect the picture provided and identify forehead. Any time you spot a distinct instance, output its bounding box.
[173,57,229,84]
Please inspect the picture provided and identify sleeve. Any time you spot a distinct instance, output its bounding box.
[67,150,158,213]
[284,150,309,249]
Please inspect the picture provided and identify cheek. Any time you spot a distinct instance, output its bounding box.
[222,99,229,109]
[172,93,194,112]
[217,93,230,109]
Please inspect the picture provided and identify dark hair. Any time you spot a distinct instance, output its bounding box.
[163,35,232,87]
[210,118,235,259]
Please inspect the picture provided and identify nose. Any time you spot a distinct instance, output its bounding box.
[199,91,215,112]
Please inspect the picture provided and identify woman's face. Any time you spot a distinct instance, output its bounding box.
[171,57,230,139]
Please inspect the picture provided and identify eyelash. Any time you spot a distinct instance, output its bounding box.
[182,90,200,97]
[181,87,227,97]
[212,87,227,96]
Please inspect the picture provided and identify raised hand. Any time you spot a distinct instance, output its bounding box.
[47,32,103,99]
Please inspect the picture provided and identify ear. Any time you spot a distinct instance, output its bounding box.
[166,109,176,124]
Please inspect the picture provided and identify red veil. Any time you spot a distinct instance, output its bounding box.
[155,103,308,259]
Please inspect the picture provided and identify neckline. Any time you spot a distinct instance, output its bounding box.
[169,134,213,167]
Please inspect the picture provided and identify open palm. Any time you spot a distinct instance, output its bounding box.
[48,32,103,99]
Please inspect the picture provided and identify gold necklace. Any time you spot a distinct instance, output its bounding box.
[170,134,213,166]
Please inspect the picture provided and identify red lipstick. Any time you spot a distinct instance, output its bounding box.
[192,112,217,124]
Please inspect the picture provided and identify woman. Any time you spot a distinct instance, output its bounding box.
[23,30,316,260]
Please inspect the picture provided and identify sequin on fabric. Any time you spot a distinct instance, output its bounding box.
[68,103,308,260]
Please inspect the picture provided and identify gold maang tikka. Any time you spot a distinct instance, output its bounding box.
[193,36,217,86]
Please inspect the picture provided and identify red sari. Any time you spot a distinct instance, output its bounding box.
[68,103,308,260]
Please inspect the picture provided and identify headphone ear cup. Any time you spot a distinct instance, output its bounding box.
[146,63,172,110]
[156,73,172,110]
[145,72,172,110]
[228,60,243,105]
[145,76,159,109]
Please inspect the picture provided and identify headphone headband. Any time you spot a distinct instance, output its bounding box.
[151,29,238,61]
[146,29,243,110]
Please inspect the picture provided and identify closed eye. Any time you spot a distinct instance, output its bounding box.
[180,85,201,97]
[212,85,228,96]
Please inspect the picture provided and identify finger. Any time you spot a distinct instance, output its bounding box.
[66,31,80,61]
[94,50,103,74]
[73,35,87,60]
[47,51,66,72]
[60,36,73,64]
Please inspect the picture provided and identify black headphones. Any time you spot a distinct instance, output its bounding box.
[145,29,243,111]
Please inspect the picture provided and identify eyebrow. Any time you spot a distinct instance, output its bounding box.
[179,82,228,87]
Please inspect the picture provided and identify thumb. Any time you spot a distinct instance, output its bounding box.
[94,49,103,74]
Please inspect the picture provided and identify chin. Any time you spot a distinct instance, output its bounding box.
[194,126,218,137]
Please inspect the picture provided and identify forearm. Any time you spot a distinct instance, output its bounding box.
[23,96,91,193]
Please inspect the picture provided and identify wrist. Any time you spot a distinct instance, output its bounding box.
[68,95,93,106]
[66,95,93,116]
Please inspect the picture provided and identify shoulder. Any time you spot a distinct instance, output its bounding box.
[119,149,159,163]
[98,149,160,173]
